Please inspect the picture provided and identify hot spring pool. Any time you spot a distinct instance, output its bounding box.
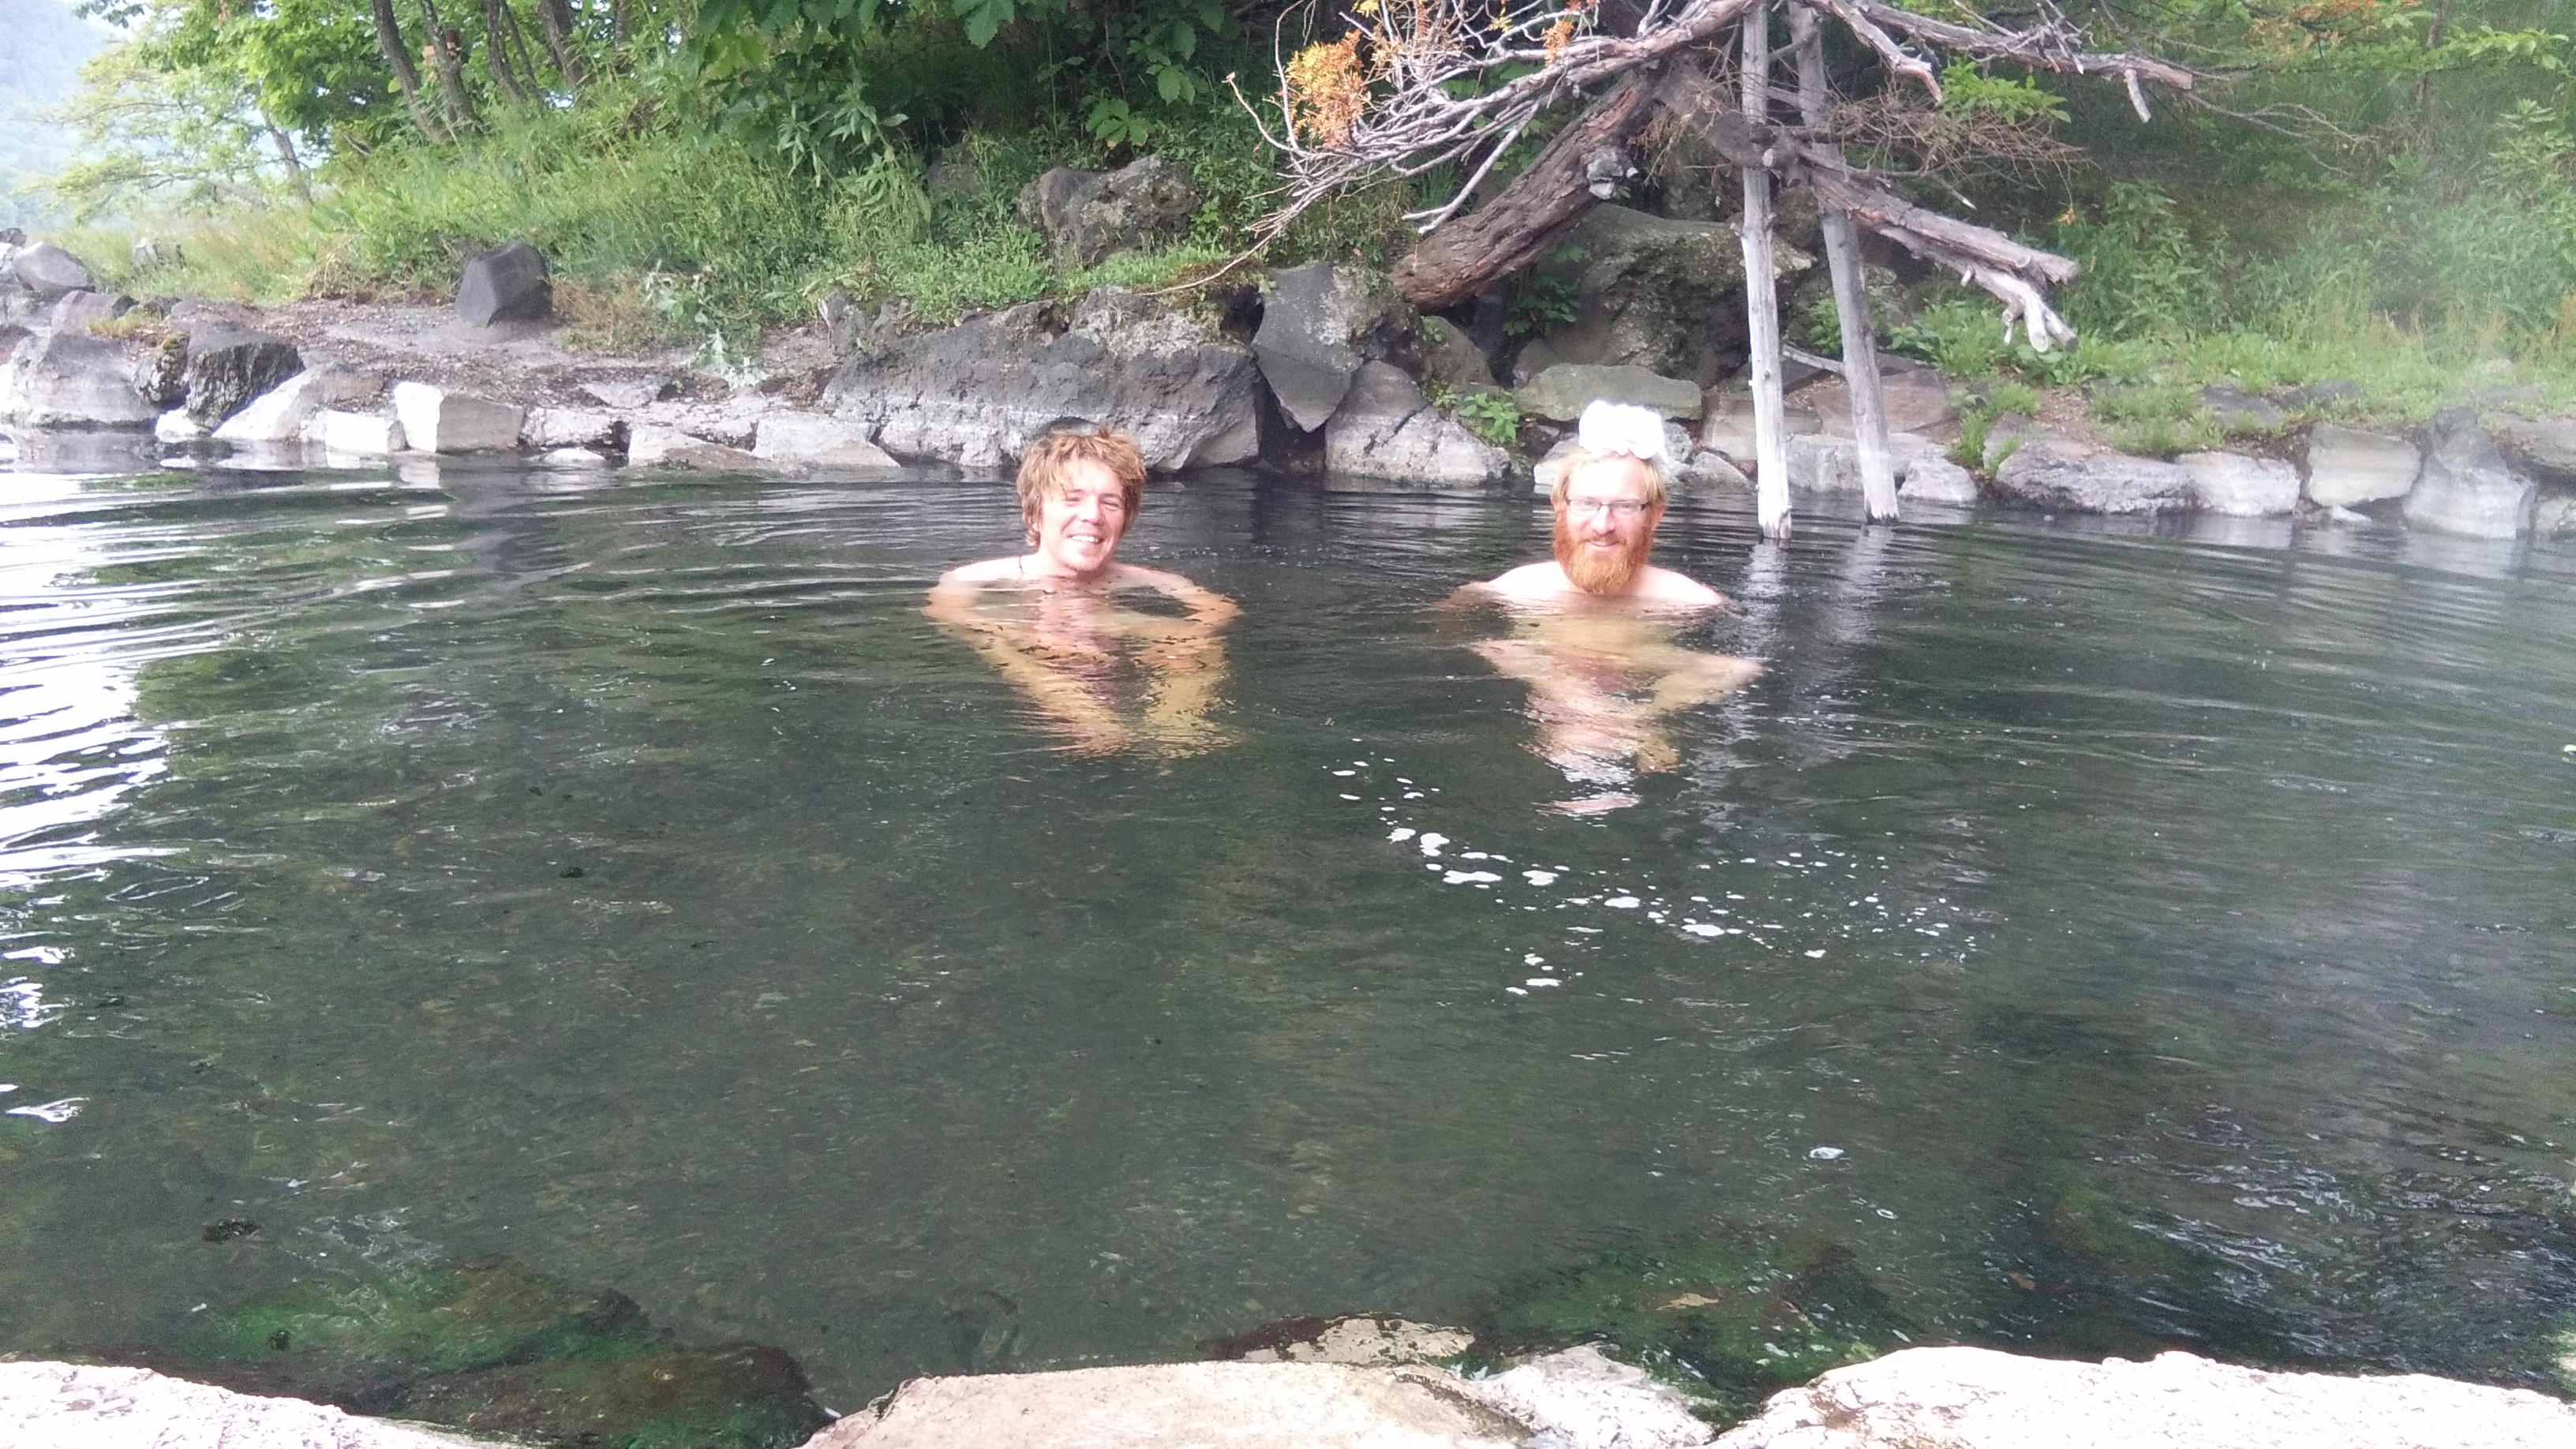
[0,460,2570,1410]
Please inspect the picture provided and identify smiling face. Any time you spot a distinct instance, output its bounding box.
[1029,459,1133,581]
[1553,454,1664,595]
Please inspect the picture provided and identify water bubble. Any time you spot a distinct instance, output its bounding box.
[1807,1145,1845,1160]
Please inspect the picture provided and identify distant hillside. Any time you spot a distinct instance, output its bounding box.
[0,0,111,227]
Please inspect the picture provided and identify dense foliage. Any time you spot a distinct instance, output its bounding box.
[19,0,2576,410]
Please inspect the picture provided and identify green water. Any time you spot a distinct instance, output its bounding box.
[0,461,2570,1408]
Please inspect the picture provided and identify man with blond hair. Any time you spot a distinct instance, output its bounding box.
[927,424,1238,756]
[1473,402,1728,608]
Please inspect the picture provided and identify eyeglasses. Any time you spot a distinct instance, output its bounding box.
[1563,496,1650,519]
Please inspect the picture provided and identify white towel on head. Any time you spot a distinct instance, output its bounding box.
[1576,400,1668,465]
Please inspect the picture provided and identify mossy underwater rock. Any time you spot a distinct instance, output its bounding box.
[1475,1233,1915,1425]
[152,1256,829,1449]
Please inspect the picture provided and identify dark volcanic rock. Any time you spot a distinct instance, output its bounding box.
[1994,439,2196,515]
[825,286,1260,470]
[1252,262,1412,432]
[132,333,189,409]
[180,328,301,426]
[455,240,552,327]
[1017,155,1201,268]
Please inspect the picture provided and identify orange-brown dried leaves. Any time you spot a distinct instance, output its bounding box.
[1286,34,1371,148]
[1541,0,1596,62]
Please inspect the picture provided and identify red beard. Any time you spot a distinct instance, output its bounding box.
[1555,512,1653,595]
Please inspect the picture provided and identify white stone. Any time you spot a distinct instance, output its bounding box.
[391,380,523,454]
[213,370,325,443]
[754,413,900,470]
[541,446,612,467]
[2535,495,2576,535]
[809,1361,1525,1447]
[1898,455,1979,505]
[1455,1346,1715,1449]
[2305,423,2419,507]
[524,406,623,450]
[154,409,208,444]
[313,410,406,455]
[2178,451,2301,516]
[1711,1346,2576,1449]
[0,1361,486,1449]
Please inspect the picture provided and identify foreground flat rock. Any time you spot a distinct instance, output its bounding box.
[814,1361,1529,1448]
[1710,1347,2576,1449]
[0,1361,485,1449]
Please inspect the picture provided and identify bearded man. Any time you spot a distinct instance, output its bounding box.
[1473,402,1728,608]
[1457,402,1756,811]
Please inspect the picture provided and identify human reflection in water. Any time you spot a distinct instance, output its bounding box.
[1455,402,1761,812]
[925,425,1239,758]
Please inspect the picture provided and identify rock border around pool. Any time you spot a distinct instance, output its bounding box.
[6,232,2576,541]
[11,1342,2574,1449]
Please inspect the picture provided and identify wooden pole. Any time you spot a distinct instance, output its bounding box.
[1792,7,1898,522]
[1739,3,1791,541]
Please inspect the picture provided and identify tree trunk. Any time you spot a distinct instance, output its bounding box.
[264,118,317,208]
[537,0,585,96]
[610,0,631,50]
[1387,69,1662,311]
[484,0,531,104]
[1738,5,1791,542]
[1792,7,1896,521]
[417,0,478,132]
[368,0,447,140]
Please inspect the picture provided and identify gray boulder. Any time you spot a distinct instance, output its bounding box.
[2179,451,2301,516]
[1994,439,2195,514]
[1532,204,1806,380]
[8,243,94,301]
[1325,361,1511,483]
[2489,414,2576,483]
[2305,423,2418,507]
[826,286,1261,471]
[181,328,301,426]
[1517,363,1702,422]
[1899,455,1980,505]
[130,238,181,270]
[47,290,133,332]
[1252,262,1411,432]
[1017,155,1201,268]
[455,240,551,326]
[2403,407,2536,539]
[1418,316,1495,391]
[1,329,158,429]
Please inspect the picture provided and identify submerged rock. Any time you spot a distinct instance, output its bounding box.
[1477,1232,1914,1425]
[142,1256,829,1449]
[1713,1346,2576,1449]
[1206,1314,1475,1367]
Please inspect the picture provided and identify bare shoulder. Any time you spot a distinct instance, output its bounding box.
[1637,567,1728,608]
[940,556,1026,586]
[1478,562,1572,601]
